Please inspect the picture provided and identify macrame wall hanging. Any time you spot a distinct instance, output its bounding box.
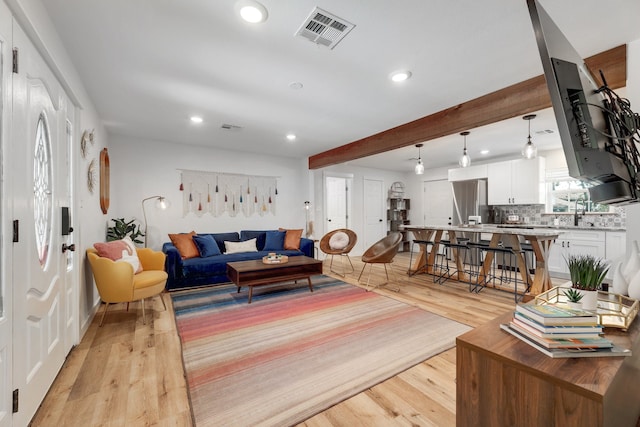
[178,169,278,217]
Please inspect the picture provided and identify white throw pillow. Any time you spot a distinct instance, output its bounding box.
[329,231,349,250]
[225,238,258,254]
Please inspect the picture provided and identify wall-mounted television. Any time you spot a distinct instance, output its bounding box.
[527,0,640,205]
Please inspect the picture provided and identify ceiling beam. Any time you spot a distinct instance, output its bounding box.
[308,45,627,170]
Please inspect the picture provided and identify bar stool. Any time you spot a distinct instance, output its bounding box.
[465,241,488,292]
[408,239,440,282]
[437,238,470,285]
[520,242,536,275]
[477,242,531,302]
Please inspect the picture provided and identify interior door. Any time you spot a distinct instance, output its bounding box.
[12,22,71,425]
[423,179,453,226]
[0,4,12,426]
[363,178,385,250]
[324,175,349,232]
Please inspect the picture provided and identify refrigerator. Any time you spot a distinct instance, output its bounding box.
[450,179,489,265]
[451,179,489,226]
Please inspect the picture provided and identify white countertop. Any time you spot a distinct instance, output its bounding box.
[401,224,563,237]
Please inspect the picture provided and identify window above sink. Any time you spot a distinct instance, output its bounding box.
[545,169,614,214]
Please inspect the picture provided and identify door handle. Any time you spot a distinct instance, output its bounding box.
[62,243,76,253]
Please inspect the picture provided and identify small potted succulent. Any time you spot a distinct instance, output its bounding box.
[562,288,584,310]
[565,254,609,311]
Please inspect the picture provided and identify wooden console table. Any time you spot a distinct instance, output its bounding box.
[456,312,640,426]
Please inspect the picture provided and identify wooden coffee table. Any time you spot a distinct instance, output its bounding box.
[226,256,323,303]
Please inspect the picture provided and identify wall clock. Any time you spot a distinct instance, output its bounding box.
[100,148,110,214]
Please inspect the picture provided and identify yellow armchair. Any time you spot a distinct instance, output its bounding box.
[87,247,168,326]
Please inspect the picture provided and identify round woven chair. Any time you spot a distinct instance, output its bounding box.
[319,229,358,276]
[358,232,403,291]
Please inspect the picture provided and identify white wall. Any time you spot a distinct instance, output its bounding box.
[109,136,310,250]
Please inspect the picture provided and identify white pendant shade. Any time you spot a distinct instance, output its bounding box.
[459,131,471,168]
[521,114,537,159]
[522,140,537,159]
[414,143,424,174]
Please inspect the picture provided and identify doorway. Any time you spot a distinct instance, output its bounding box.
[323,173,352,234]
[423,179,453,226]
[363,178,385,249]
[6,17,78,426]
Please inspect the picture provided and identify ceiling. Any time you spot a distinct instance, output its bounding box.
[42,0,640,172]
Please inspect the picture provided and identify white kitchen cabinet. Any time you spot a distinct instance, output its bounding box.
[548,230,606,277]
[487,157,545,205]
[605,231,627,279]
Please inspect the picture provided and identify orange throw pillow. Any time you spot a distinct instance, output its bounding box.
[280,228,303,250]
[169,231,199,259]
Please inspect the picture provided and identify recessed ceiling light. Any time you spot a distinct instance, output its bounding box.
[390,70,412,82]
[190,116,203,124]
[480,149,490,155]
[235,0,268,23]
[286,133,296,141]
[289,82,304,90]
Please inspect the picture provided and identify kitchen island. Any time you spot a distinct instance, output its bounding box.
[402,224,563,295]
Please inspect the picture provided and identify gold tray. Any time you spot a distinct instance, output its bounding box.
[262,255,288,264]
[534,287,639,330]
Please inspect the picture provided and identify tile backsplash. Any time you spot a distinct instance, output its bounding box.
[493,205,626,229]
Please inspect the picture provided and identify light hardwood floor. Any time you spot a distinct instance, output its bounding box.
[31,252,546,426]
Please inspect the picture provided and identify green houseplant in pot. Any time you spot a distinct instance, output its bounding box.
[562,288,584,310]
[565,254,609,311]
[106,218,144,245]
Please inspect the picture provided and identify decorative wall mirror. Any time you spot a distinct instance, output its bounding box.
[100,148,110,214]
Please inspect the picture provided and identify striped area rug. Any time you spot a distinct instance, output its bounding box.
[171,275,471,426]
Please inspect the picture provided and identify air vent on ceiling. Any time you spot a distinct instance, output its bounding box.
[221,124,242,131]
[294,7,355,50]
[535,129,554,135]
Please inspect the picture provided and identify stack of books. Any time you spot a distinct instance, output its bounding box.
[501,303,632,358]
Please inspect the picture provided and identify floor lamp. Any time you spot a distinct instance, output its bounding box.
[142,195,170,247]
[304,201,311,238]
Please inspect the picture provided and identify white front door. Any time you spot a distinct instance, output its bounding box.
[0,3,12,425]
[363,178,385,249]
[11,22,72,425]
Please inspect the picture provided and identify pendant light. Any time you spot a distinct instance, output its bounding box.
[522,114,538,159]
[459,131,471,168]
[414,143,424,175]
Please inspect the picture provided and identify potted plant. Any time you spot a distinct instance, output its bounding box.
[565,254,609,311]
[106,218,144,245]
[562,288,584,310]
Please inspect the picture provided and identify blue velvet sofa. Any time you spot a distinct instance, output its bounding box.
[163,230,314,290]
